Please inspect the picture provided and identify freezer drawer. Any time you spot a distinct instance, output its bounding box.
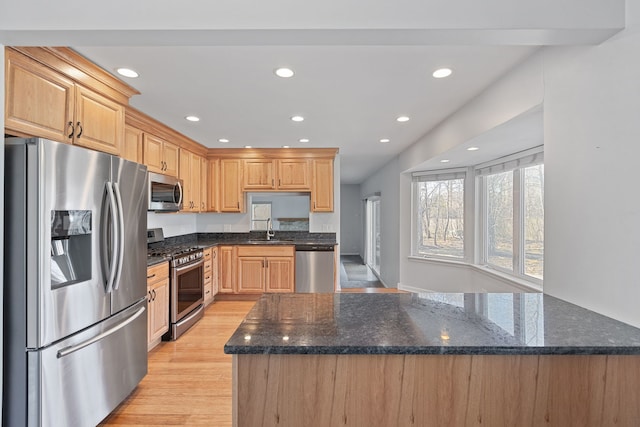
[21,301,147,427]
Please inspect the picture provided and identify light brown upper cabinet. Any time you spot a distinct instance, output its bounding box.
[220,159,244,212]
[208,159,220,212]
[179,149,202,212]
[123,124,143,163]
[242,159,310,191]
[312,159,334,212]
[277,159,311,190]
[200,158,208,212]
[143,134,179,177]
[5,48,127,156]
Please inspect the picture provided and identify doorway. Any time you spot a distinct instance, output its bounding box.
[365,197,381,276]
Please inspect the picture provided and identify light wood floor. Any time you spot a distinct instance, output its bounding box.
[100,290,405,426]
[99,301,255,427]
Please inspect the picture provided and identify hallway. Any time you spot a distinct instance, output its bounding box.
[339,255,384,289]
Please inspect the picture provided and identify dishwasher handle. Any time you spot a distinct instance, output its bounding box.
[294,244,335,252]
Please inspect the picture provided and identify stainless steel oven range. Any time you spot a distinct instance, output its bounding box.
[147,229,204,340]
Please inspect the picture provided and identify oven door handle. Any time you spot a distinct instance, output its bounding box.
[174,258,204,273]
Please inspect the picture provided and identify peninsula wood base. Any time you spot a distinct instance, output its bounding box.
[233,353,640,427]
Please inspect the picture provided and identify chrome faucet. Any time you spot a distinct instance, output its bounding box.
[266,218,275,240]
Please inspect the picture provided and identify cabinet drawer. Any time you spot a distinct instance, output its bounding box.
[204,283,213,303]
[236,245,294,258]
[204,259,212,272]
[147,262,168,285]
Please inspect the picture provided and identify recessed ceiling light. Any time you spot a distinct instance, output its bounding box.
[116,68,139,78]
[291,115,304,122]
[467,146,479,151]
[440,159,450,163]
[380,138,390,143]
[218,138,229,143]
[245,145,252,149]
[433,68,453,78]
[282,145,290,148]
[396,116,410,122]
[275,67,294,78]
[299,138,309,143]
[185,116,200,122]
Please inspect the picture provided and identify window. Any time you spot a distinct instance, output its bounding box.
[412,170,465,259]
[477,147,544,282]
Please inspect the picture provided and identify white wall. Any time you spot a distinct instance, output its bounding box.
[148,212,197,237]
[359,157,401,287]
[542,3,640,328]
[360,0,640,328]
[339,184,362,255]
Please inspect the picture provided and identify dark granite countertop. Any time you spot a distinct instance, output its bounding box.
[224,293,640,355]
[147,231,337,266]
[147,255,170,267]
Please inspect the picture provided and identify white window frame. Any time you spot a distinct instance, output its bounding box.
[411,168,467,261]
[476,146,544,285]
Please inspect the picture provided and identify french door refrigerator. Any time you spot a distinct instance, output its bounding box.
[3,138,148,427]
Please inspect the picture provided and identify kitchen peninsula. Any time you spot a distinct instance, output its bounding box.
[225,293,640,427]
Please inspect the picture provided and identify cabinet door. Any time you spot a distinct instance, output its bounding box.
[73,85,124,156]
[220,159,244,212]
[200,158,208,212]
[5,49,75,143]
[243,160,275,190]
[208,159,220,212]
[143,134,165,174]
[219,246,235,293]
[237,257,266,293]
[277,159,310,190]
[312,159,334,212]
[163,142,180,177]
[123,124,143,163]
[191,154,202,212]
[149,279,169,342]
[265,257,295,292]
[179,149,192,212]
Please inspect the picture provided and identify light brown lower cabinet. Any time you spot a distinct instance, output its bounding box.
[219,246,235,293]
[203,247,214,305]
[147,262,169,350]
[236,246,295,294]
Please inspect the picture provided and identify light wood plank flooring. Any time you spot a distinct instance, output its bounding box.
[100,290,405,426]
[99,301,255,426]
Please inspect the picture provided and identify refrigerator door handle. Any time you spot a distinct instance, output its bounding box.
[56,306,146,359]
[105,181,120,293]
[112,182,126,290]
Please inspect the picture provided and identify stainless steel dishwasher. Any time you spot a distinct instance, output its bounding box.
[295,244,336,292]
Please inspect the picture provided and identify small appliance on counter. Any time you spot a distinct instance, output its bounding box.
[147,228,205,340]
[3,138,148,427]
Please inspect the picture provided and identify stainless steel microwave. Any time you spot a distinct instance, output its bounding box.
[148,172,183,212]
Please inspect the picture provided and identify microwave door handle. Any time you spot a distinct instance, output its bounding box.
[105,182,119,293]
[112,182,126,290]
[176,181,183,207]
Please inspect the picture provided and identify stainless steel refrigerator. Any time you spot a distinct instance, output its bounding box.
[3,138,149,426]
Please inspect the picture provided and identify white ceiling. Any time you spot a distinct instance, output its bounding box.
[75,45,537,183]
[2,0,623,184]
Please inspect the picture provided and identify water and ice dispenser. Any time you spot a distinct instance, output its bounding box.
[50,210,92,288]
